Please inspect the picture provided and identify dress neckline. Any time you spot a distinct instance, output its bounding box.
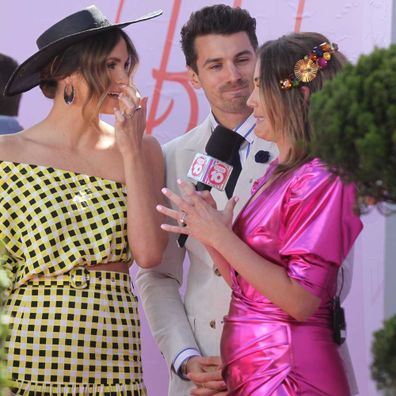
[0,159,126,188]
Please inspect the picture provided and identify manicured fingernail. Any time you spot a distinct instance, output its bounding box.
[177,178,182,184]
[161,188,167,194]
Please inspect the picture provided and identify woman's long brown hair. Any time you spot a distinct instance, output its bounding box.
[257,32,347,184]
[40,29,138,121]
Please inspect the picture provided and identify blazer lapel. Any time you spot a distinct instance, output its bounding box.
[233,137,278,217]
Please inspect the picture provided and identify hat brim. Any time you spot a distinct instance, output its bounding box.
[5,9,163,96]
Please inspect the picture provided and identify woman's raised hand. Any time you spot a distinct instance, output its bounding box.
[156,179,238,248]
[114,84,147,157]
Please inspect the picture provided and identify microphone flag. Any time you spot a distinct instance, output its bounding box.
[187,153,233,191]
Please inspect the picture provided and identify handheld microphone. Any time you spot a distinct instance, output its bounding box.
[187,153,233,192]
[177,125,245,248]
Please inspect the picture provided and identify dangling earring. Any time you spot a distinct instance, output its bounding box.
[64,84,75,105]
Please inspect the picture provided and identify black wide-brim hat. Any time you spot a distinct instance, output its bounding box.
[5,5,163,96]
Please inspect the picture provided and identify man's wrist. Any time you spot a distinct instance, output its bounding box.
[180,355,194,379]
[173,348,201,380]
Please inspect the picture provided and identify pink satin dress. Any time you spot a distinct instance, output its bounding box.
[221,158,363,395]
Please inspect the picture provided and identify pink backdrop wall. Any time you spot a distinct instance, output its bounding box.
[0,1,393,395]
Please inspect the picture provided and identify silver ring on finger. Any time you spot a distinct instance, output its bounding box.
[179,211,188,225]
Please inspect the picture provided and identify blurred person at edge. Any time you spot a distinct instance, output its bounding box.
[0,53,23,134]
[157,32,363,395]
[0,5,167,395]
[136,4,277,396]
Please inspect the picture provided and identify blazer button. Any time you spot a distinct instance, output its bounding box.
[214,267,221,277]
[209,320,216,329]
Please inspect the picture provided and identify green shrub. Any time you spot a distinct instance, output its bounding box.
[310,45,396,204]
[371,315,396,395]
[311,45,396,394]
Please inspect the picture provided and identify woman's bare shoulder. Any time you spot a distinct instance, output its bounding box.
[0,133,23,157]
[0,130,34,162]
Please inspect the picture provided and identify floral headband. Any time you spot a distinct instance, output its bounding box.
[280,42,339,90]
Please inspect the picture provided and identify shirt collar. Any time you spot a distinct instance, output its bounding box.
[0,115,18,121]
[208,112,256,145]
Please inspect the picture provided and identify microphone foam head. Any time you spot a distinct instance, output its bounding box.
[205,125,245,163]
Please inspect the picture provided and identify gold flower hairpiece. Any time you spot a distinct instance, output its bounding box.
[280,42,338,90]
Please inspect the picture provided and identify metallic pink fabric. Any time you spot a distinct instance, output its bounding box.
[221,158,363,395]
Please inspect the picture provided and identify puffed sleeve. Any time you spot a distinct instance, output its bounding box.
[279,160,363,298]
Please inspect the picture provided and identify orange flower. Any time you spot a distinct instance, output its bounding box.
[294,59,319,82]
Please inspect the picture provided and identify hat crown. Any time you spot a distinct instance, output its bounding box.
[37,6,111,49]
[5,6,163,96]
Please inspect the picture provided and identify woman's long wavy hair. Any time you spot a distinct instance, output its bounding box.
[39,29,138,120]
[258,32,347,182]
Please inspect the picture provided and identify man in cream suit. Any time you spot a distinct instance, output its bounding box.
[136,5,277,395]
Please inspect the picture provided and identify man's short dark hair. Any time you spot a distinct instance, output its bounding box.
[180,4,258,73]
[0,53,21,116]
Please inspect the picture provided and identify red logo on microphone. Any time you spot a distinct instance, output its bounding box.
[187,153,233,191]
[190,155,206,178]
[207,163,228,186]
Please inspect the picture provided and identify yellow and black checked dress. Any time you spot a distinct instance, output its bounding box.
[0,160,146,395]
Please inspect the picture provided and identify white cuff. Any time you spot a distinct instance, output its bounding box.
[173,348,201,379]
